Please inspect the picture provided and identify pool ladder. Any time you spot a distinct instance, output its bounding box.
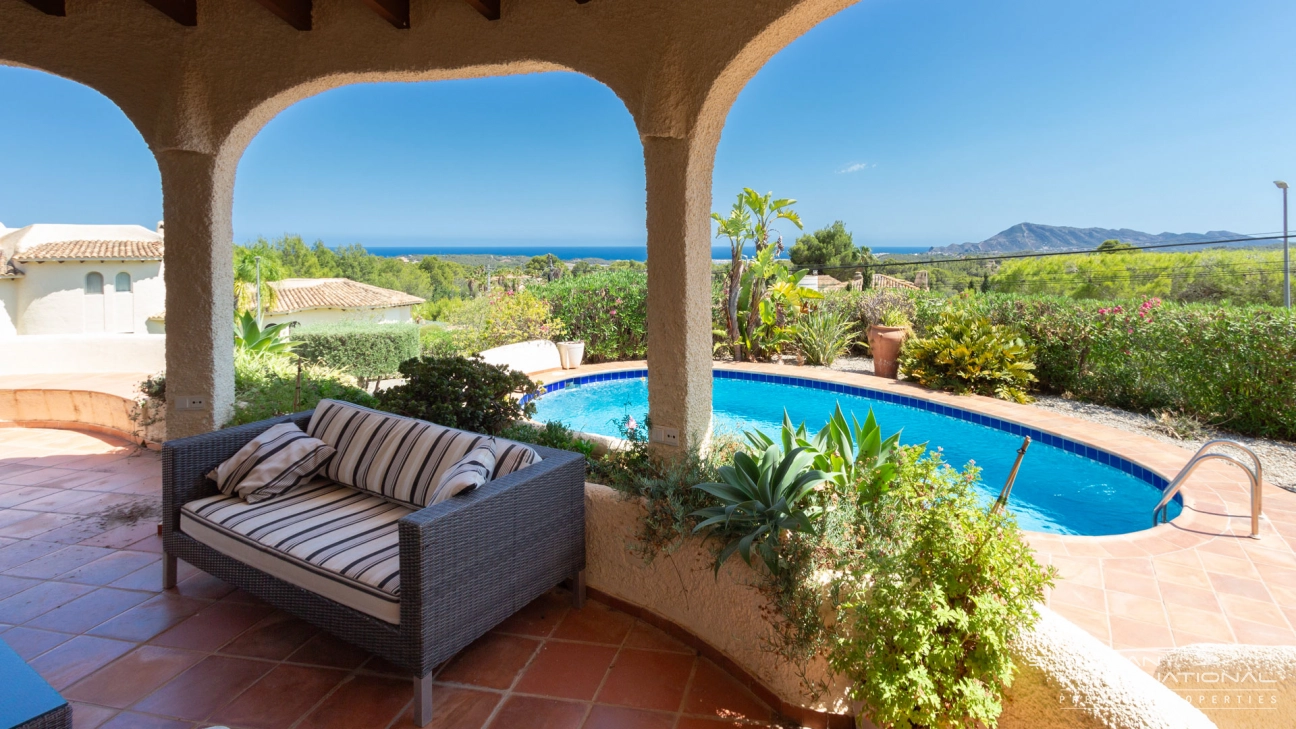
[1151,440,1264,539]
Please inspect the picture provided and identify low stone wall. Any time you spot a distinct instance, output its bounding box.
[1157,645,1296,729]
[0,334,165,375]
[584,483,1217,729]
[0,388,165,447]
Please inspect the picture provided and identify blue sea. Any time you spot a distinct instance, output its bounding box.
[360,244,929,261]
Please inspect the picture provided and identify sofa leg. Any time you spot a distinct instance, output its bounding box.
[569,569,586,609]
[413,673,433,726]
[162,552,178,590]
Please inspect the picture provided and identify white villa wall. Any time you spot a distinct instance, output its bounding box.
[0,334,165,375]
[14,261,164,335]
[0,281,17,336]
[264,305,413,329]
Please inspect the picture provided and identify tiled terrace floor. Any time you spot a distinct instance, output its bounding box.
[0,427,777,729]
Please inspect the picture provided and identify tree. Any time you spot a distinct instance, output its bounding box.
[526,253,566,281]
[418,255,464,298]
[233,245,286,319]
[1096,239,1137,254]
[789,221,871,268]
[608,259,645,272]
[570,261,595,277]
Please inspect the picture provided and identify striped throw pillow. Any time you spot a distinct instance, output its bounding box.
[430,438,497,505]
[307,399,540,507]
[206,423,336,503]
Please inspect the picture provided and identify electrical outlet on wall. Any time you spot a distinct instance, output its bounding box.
[650,426,680,447]
[176,395,207,411]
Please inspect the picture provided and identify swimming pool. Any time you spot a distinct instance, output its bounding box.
[528,369,1181,536]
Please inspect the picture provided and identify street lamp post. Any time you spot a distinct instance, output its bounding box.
[1278,181,1290,308]
[254,255,263,326]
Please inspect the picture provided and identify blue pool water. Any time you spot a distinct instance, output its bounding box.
[530,373,1180,536]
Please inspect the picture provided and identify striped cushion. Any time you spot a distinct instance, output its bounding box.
[206,423,335,503]
[307,399,540,507]
[181,479,408,623]
[431,438,496,505]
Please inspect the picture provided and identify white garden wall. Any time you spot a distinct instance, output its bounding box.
[0,334,165,375]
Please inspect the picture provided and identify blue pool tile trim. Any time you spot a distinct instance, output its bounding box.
[526,368,1174,498]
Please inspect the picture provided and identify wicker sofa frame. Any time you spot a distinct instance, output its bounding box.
[161,411,587,726]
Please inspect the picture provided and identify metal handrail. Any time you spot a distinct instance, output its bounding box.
[991,436,1031,514]
[1152,440,1264,539]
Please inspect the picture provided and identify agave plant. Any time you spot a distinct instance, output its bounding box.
[691,445,829,575]
[234,311,297,357]
[794,309,856,366]
[747,404,902,499]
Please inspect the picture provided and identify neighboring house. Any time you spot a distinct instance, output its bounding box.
[0,223,165,337]
[799,272,849,292]
[263,278,424,328]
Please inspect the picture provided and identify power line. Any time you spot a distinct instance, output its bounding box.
[796,233,1291,273]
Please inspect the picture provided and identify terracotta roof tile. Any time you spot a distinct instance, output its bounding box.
[13,240,164,262]
[269,278,424,314]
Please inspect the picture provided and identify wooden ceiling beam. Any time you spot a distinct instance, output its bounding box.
[141,0,197,26]
[21,0,65,16]
[463,0,500,21]
[250,0,312,30]
[360,0,409,28]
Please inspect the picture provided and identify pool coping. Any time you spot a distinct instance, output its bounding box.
[529,361,1296,661]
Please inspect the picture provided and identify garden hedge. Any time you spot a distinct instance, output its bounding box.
[293,321,420,384]
[532,270,648,362]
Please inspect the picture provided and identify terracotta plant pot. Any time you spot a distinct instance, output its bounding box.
[867,325,908,379]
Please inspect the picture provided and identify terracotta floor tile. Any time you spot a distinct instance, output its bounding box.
[28,634,135,689]
[68,701,118,729]
[1047,581,1106,613]
[0,573,40,600]
[1164,606,1235,643]
[0,512,84,539]
[172,570,236,600]
[676,718,762,729]
[64,644,205,708]
[1105,591,1169,626]
[624,622,693,654]
[486,696,587,729]
[1207,572,1274,602]
[87,592,208,641]
[26,587,152,633]
[0,578,96,623]
[1,624,74,660]
[0,538,66,571]
[681,658,771,723]
[1157,581,1223,612]
[4,544,116,579]
[553,601,634,645]
[296,674,413,729]
[1048,556,1103,588]
[1196,551,1260,579]
[515,640,617,700]
[149,600,272,652]
[389,685,499,729]
[1227,617,1296,645]
[80,522,160,550]
[495,590,571,638]
[1101,567,1162,601]
[1216,594,1290,628]
[218,611,319,660]
[1151,561,1212,590]
[58,550,159,585]
[438,632,541,689]
[209,663,349,729]
[287,631,372,670]
[97,712,190,729]
[1108,616,1174,651]
[107,560,167,592]
[582,705,674,729]
[596,649,694,712]
[132,654,274,721]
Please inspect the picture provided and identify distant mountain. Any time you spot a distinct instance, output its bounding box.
[930,223,1248,255]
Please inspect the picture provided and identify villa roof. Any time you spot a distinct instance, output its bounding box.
[268,278,424,314]
[13,240,164,262]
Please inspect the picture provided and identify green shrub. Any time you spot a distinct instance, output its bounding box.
[374,355,541,435]
[498,420,597,458]
[532,270,648,362]
[794,309,856,366]
[294,322,420,386]
[933,294,1296,439]
[900,308,1036,402]
[478,291,566,349]
[229,351,375,426]
[419,325,482,358]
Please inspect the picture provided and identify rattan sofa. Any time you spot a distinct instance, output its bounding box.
[161,410,586,726]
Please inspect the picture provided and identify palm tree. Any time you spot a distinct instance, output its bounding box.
[233,247,286,322]
[713,197,752,360]
[733,189,802,360]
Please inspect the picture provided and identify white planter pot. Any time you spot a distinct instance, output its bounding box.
[557,341,585,369]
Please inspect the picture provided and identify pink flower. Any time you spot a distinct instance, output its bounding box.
[610,309,618,316]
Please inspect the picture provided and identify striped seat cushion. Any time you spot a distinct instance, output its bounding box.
[180,479,409,624]
[307,399,539,507]
[206,423,335,504]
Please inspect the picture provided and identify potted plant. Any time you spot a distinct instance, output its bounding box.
[556,340,585,369]
[867,309,910,379]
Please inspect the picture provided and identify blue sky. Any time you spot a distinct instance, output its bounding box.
[1,0,1293,249]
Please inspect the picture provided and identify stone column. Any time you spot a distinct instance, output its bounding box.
[643,135,715,453]
[156,149,236,438]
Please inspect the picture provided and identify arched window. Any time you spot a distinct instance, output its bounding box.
[115,272,132,292]
[85,272,104,294]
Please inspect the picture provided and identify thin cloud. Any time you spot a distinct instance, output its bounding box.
[838,162,875,174]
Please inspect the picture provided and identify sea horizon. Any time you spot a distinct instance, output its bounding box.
[350,243,932,261]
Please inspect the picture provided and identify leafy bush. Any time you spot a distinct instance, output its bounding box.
[932,294,1296,439]
[532,270,648,362]
[794,309,856,366]
[830,451,1053,728]
[499,420,597,458]
[900,308,1037,402]
[419,325,481,358]
[475,291,567,349]
[294,322,420,387]
[375,355,541,435]
[229,351,375,426]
